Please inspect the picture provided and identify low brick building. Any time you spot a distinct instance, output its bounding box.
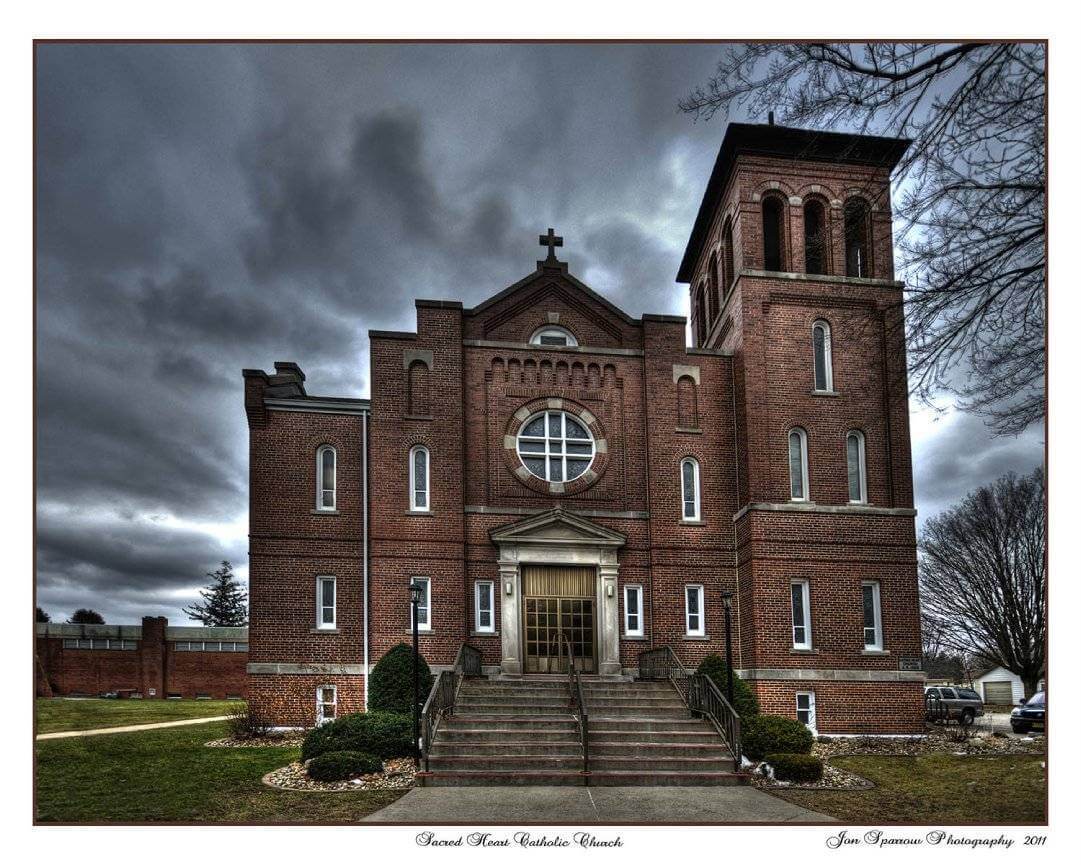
[35,617,248,700]
[244,120,925,733]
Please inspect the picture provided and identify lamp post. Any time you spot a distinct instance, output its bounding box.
[720,591,734,707]
[409,579,423,768]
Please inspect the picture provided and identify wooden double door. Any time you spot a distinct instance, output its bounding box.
[522,565,596,673]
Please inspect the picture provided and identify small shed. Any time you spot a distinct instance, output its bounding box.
[972,666,1045,705]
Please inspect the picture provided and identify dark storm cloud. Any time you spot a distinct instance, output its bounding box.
[34,43,1043,623]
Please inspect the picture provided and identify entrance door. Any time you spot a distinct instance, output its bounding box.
[522,565,596,673]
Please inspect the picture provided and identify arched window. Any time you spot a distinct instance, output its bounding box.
[694,283,708,345]
[677,375,699,429]
[409,445,429,512]
[762,195,785,271]
[709,250,722,315]
[803,199,827,275]
[529,326,578,347]
[316,445,336,511]
[722,218,735,297]
[812,320,833,392]
[788,428,809,501]
[681,457,701,521]
[844,197,872,278]
[407,360,431,416]
[846,430,867,504]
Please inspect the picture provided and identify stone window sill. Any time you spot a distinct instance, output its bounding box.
[861,648,890,656]
[790,648,818,654]
[680,519,706,526]
[622,634,648,641]
[683,634,710,641]
[811,390,840,397]
[404,414,434,421]
[310,628,340,635]
[470,630,498,637]
[406,510,435,517]
[675,427,702,435]
[311,509,340,516]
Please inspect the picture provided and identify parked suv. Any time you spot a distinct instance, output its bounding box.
[925,686,984,725]
[1010,690,1046,734]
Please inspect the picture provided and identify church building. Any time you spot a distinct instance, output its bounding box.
[243,121,926,738]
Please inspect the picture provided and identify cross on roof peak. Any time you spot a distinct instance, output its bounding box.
[539,228,563,263]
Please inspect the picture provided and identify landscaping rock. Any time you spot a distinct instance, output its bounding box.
[262,757,415,792]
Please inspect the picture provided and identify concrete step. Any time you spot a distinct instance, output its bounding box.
[589,756,733,772]
[586,771,746,787]
[457,695,571,708]
[440,716,578,729]
[588,742,731,758]
[589,718,712,732]
[586,696,686,708]
[435,727,581,742]
[589,730,722,744]
[417,771,587,787]
[587,706,691,719]
[431,741,584,756]
[451,704,575,716]
[427,755,583,772]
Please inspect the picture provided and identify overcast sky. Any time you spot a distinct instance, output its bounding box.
[34,43,1044,624]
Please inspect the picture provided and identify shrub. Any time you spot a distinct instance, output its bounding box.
[697,654,760,720]
[307,750,383,782]
[742,714,814,760]
[368,643,434,715]
[226,704,271,740]
[301,711,414,762]
[766,752,823,784]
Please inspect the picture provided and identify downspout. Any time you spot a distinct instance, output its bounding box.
[362,409,370,710]
[729,358,743,671]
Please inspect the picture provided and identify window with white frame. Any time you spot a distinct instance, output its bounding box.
[788,428,809,501]
[316,575,336,630]
[680,457,701,521]
[812,320,833,392]
[529,325,578,347]
[516,410,595,483]
[846,430,867,503]
[316,684,337,725]
[684,584,705,636]
[862,581,883,650]
[796,691,817,732]
[791,580,812,649]
[409,445,430,511]
[474,580,495,634]
[411,577,431,632]
[624,584,644,637]
[316,445,337,510]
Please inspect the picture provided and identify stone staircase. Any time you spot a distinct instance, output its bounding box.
[417,675,746,787]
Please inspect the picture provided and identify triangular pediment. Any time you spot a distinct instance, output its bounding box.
[489,507,627,547]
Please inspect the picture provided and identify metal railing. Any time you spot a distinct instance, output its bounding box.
[638,645,742,771]
[419,643,482,771]
[562,632,590,775]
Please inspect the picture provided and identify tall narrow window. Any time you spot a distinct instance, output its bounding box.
[862,581,883,650]
[316,684,337,725]
[812,320,833,392]
[762,195,785,271]
[695,283,708,345]
[316,445,336,511]
[676,375,699,429]
[803,199,827,275]
[844,198,872,278]
[411,577,431,632]
[788,428,809,501]
[685,584,705,636]
[409,445,429,511]
[846,430,867,503]
[796,692,817,732]
[681,457,701,521]
[316,575,336,630]
[709,250,722,315]
[407,360,431,416]
[474,580,494,634]
[624,584,644,637]
[722,218,735,296]
[791,580,812,649]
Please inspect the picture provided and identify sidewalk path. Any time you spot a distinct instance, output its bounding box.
[36,715,231,740]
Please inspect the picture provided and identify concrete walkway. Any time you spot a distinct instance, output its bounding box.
[363,785,834,824]
[36,715,231,740]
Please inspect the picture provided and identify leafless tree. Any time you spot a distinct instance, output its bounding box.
[682,44,1046,435]
[918,468,1045,697]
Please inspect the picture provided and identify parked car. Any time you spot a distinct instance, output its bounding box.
[1010,690,1046,734]
[925,686,985,725]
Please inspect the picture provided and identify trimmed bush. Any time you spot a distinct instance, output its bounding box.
[766,752,823,784]
[742,714,814,760]
[368,643,434,715]
[307,750,383,782]
[301,711,413,762]
[697,654,760,720]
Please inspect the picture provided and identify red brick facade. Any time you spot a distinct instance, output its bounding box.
[245,122,925,733]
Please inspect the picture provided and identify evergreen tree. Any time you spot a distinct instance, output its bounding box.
[183,561,249,626]
[36,607,51,623]
[68,608,105,624]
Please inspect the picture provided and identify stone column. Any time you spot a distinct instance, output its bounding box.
[598,560,621,676]
[497,559,522,676]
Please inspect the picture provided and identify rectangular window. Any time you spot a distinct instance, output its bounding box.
[684,584,705,636]
[862,581,882,649]
[317,575,337,630]
[796,691,817,731]
[316,684,337,725]
[411,577,431,632]
[791,580,811,649]
[474,580,495,634]
[624,584,644,637]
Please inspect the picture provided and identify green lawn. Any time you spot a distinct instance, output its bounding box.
[36,698,245,734]
[35,721,405,823]
[770,754,1046,824]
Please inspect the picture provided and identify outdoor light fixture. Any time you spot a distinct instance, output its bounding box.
[606,584,614,598]
[505,581,513,595]
[720,591,735,707]
[410,580,424,605]
[409,579,423,767]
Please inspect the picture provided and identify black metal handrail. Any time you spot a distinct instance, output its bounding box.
[639,645,742,771]
[562,632,590,775]
[420,642,482,771]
